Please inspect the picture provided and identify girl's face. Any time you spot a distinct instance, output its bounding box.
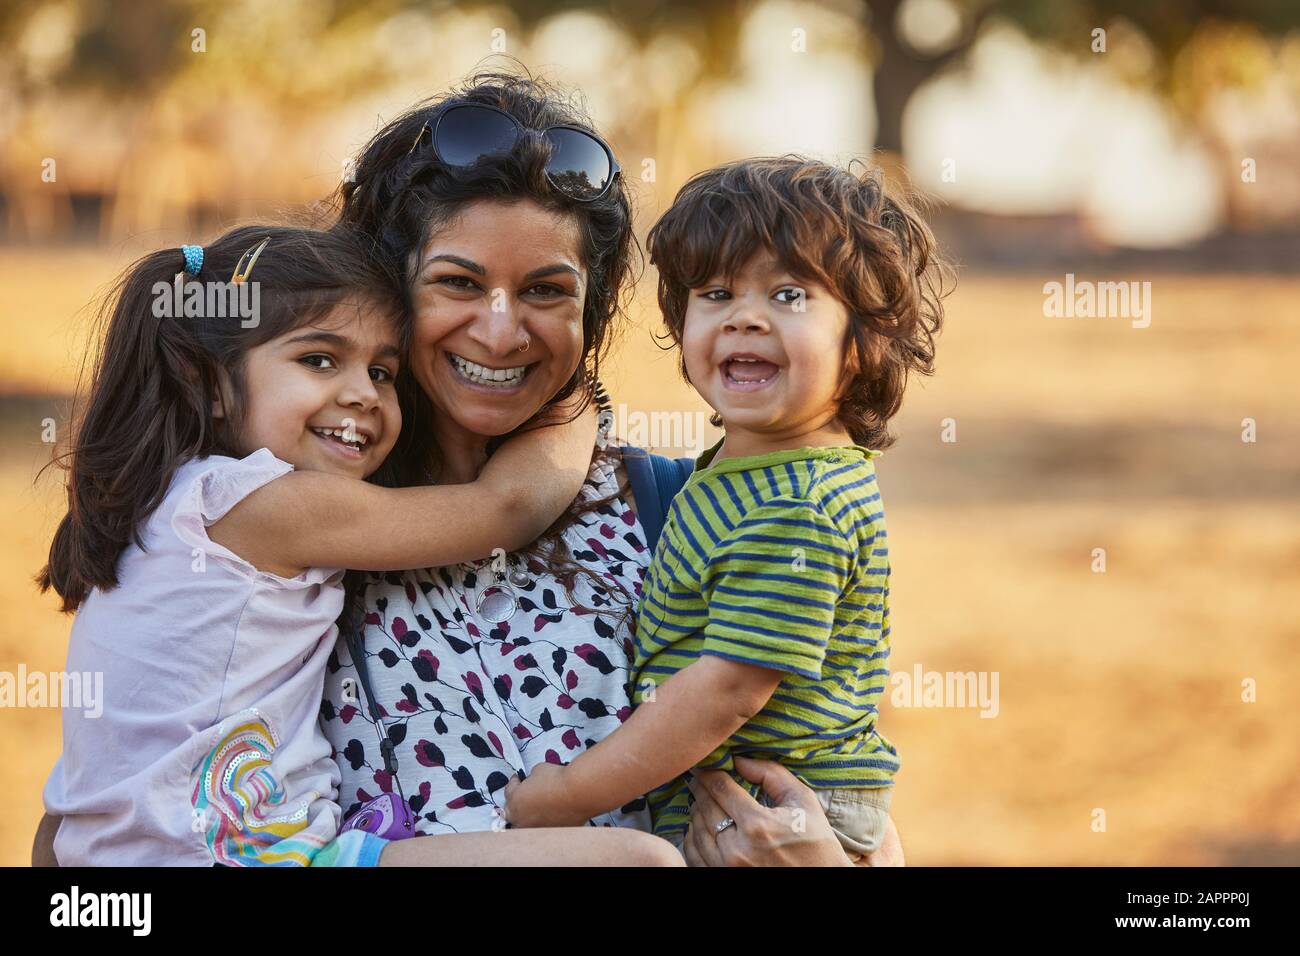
[409,199,587,440]
[682,249,852,448]
[216,300,402,480]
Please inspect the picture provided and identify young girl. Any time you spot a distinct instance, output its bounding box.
[37,224,600,866]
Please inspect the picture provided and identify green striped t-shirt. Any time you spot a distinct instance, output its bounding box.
[631,439,899,842]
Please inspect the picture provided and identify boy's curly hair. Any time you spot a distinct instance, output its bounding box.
[646,156,953,450]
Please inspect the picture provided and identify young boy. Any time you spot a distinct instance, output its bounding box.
[504,156,949,859]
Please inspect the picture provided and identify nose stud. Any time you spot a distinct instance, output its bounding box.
[517,337,530,353]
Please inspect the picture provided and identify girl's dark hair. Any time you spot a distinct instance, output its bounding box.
[37,224,403,613]
[330,67,641,619]
[647,156,953,450]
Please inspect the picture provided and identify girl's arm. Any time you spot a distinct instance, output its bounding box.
[209,398,597,573]
[502,656,784,827]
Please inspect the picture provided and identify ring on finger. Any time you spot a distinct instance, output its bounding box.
[714,816,736,834]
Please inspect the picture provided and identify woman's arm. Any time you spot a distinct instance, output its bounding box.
[502,656,784,827]
[683,756,904,867]
[30,812,686,867]
[376,827,683,867]
[210,398,597,573]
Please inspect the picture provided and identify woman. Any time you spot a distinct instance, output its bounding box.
[319,70,901,866]
[34,71,902,866]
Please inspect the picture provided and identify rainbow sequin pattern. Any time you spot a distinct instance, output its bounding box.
[190,709,330,866]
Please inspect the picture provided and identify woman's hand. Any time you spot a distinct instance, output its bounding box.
[479,389,597,509]
[863,813,904,867]
[683,756,904,867]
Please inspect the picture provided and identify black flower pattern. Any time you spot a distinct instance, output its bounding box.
[321,454,652,835]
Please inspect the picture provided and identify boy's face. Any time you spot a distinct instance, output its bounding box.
[215,300,402,480]
[681,249,851,447]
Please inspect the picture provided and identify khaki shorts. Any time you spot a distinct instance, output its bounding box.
[807,786,893,860]
[668,785,893,861]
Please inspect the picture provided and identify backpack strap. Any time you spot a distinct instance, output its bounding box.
[342,619,401,779]
[622,445,695,553]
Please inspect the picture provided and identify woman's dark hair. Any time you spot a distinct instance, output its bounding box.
[647,155,953,450]
[37,224,403,613]
[330,67,642,621]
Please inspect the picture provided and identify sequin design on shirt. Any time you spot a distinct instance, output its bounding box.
[190,709,328,866]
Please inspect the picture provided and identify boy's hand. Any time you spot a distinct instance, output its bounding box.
[502,764,592,828]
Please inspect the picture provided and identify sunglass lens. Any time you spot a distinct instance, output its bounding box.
[436,106,519,167]
[545,128,613,200]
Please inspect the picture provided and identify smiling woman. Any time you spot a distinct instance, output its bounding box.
[410,201,587,453]
[310,69,901,866]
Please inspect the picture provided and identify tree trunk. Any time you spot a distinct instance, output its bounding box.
[870,0,917,156]
[868,0,983,163]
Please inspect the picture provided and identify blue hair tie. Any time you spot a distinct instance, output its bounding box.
[181,244,204,276]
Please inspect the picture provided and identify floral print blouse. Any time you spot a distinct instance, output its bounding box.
[320,449,653,835]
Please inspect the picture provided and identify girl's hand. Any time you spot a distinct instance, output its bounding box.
[480,388,598,499]
[683,756,903,867]
[502,765,592,829]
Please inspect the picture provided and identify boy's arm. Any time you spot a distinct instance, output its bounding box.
[210,397,597,573]
[504,496,849,827]
[503,656,784,827]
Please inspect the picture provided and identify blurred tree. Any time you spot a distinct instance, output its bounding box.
[995,0,1298,107]
[511,0,1300,226]
[501,1,1300,156]
[996,0,1300,227]
[7,1,1295,150]
[1,0,1296,235]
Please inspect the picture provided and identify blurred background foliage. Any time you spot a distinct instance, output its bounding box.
[1,0,1298,247]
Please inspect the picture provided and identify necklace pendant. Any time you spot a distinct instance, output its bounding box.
[476,581,518,624]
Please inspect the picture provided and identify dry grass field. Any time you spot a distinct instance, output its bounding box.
[2,247,1298,865]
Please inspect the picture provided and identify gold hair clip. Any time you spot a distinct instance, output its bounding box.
[231,237,270,284]
[406,121,431,158]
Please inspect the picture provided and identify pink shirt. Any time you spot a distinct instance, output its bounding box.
[44,448,346,866]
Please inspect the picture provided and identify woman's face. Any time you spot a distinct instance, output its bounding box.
[409,199,587,438]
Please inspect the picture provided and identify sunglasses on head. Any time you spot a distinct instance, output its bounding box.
[409,103,621,202]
